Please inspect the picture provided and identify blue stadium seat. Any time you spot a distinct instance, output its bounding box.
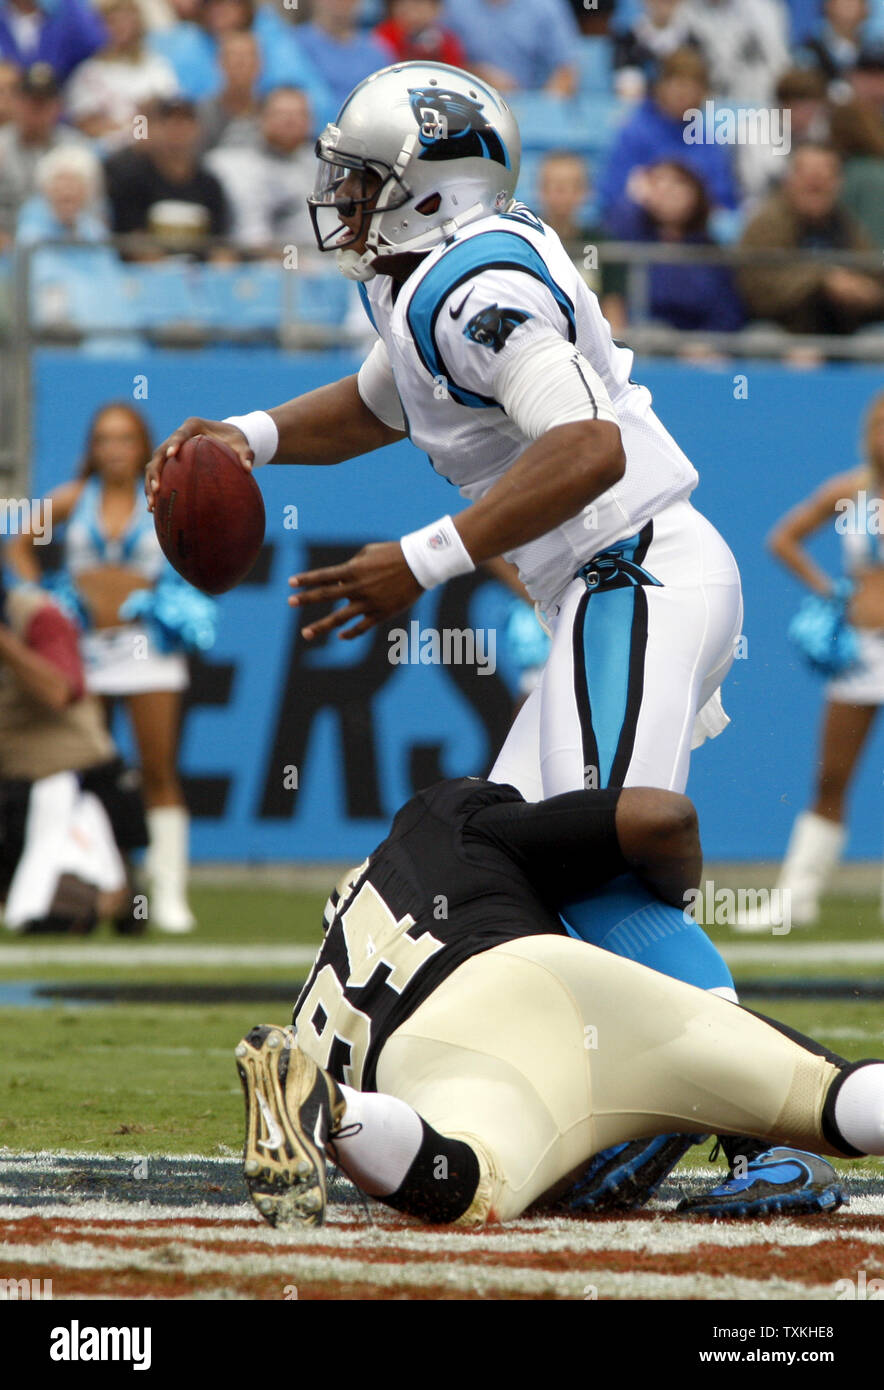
[575,94,629,156]
[510,93,584,150]
[575,36,614,95]
[511,92,626,160]
[28,245,142,344]
[123,261,209,335]
[287,269,353,328]
[201,262,283,336]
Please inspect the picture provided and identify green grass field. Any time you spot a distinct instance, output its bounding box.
[0,885,882,1163]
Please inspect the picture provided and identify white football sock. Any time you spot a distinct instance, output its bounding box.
[333,1085,424,1196]
[833,1065,884,1156]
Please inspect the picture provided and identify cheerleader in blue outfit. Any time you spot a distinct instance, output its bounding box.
[738,390,884,930]
[10,402,216,932]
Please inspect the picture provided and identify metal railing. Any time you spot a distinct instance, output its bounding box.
[582,242,884,362]
[1,236,882,495]
[1,236,370,350]
[5,235,884,349]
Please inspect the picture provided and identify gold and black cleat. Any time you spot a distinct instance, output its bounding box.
[235,1024,346,1229]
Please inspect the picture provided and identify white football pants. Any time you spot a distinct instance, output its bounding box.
[490,499,743,797]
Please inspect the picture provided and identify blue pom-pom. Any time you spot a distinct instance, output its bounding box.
[788,581,859,677]
[119,573,218,653]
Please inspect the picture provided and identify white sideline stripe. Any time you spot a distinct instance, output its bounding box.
[0,944,318,968]
[815,1027,884,1040]
[1,939,883,969]
[722,941,884,965]
[0,1239,842,1300]
[0,1148,239,1164]
[77,1046,235,1057]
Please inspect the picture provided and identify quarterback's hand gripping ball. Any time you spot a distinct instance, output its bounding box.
[154,435,265,595]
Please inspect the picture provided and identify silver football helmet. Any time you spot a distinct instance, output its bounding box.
[307,61,521,281]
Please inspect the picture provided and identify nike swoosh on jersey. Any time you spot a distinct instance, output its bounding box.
[257,1091,285,1151]
[448,287,474,320]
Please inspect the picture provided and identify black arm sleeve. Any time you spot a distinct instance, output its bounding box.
[463,788,628,903]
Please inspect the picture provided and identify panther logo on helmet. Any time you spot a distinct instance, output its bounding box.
[407,87,510,168]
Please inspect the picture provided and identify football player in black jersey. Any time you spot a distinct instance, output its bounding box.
[235,778,884,1228]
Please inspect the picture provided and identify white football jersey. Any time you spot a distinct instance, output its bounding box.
[357,203,698,608]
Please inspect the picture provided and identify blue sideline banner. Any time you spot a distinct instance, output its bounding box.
[31,348,884,861]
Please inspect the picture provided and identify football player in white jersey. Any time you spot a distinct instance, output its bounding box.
[147,61,822,1215]
[148,62,741,811]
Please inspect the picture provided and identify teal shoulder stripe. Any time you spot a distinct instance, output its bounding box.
[406,230,576,409]
[357,282,378,331]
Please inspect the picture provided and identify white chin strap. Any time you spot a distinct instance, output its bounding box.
[336,247,378,282]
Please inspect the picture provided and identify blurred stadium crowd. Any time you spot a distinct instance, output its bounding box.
[0,0,882,351]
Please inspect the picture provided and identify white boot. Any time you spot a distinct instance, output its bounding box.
[146,806,196,934]
[735,812,845,932]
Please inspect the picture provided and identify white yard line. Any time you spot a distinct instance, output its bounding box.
[0,944,318,969]
[0,1148,239,1164]
[813,1027,884,1042]
[721,941,884,966]
[1,939,884,970]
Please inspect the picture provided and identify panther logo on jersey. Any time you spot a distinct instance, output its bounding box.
[463,304,532,352]
[407,88,510,168]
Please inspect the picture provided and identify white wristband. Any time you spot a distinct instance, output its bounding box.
[222,410,279,468]
[399,515,475,591]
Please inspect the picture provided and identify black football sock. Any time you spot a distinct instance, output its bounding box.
[381,1119,481,1223]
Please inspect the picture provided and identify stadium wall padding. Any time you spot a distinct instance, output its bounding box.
[31,349,884,861]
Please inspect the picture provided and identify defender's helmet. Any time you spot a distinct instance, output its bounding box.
[308,61,521,281]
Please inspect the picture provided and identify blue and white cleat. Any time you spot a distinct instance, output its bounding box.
[556,1133,707,1215]
[676,1146,848,1218]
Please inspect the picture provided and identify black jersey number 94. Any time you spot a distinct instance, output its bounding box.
[293,864,444,1087]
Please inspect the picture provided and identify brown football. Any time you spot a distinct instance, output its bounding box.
[154,435,265,595]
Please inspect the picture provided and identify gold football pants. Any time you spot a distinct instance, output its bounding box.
[375,935,842,1224]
